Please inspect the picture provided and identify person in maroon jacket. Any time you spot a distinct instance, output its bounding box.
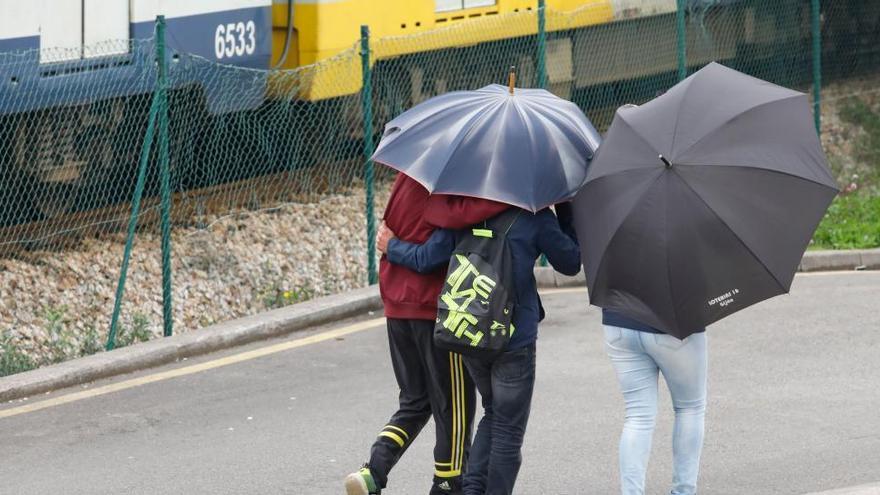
[345,173,508,495]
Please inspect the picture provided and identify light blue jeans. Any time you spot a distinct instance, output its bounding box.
[603,325,708,495]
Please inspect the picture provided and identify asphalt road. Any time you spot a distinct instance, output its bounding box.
[1,272,878,495]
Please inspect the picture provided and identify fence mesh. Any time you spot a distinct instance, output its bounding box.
[1,0,879,374]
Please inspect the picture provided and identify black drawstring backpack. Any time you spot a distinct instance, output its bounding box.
[434,209,519,358]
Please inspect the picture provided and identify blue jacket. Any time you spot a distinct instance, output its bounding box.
[386,205,581,349]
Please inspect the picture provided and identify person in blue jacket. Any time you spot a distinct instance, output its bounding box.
[376,203,581,495]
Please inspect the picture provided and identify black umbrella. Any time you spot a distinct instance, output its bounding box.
[572,62,839,339]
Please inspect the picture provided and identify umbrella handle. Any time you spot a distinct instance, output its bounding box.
[509,66,516,95]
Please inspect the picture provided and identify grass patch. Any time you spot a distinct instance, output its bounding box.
[812,193,880,250]
[255,270,315,311]
[1,310,159,377]
[116,312,153,348]
[0,331,37,378]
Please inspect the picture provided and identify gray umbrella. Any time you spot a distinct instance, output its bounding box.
[371,80,601,212]
[572,62,839,339]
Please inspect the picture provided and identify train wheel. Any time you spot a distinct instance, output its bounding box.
[12,98,135,220]
[13,107,85,219]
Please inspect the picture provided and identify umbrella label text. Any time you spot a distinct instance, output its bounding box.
[708,288,740,308]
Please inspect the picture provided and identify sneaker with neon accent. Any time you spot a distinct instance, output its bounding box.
[344,465,380,495]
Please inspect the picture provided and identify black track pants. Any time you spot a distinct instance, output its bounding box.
[368,318,475,493]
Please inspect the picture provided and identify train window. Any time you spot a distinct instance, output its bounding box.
[436,0,461,11]
[40,0,83,62]
[464,0,497,7]
[83,0,129,58]
[436,0,497,12]
[39,0,129,63]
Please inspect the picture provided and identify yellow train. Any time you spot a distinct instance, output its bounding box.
[269,0,617,100]
[264,0,768,104]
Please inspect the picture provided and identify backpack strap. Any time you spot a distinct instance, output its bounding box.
[490,208,521,239]
[472,208,520,239]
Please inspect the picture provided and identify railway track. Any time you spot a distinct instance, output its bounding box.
[0,159,365,258]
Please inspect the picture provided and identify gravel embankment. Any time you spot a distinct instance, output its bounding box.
[819,74,880,187]
[0,184,391,366]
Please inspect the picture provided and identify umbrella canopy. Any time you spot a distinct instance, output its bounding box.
[371,83,601,212]
[572,62,839,339]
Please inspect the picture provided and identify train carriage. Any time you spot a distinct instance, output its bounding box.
[0,0,876,223]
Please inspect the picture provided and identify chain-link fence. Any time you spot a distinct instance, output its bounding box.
[1,0,878,374]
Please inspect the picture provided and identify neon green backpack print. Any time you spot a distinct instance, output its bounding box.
[434,209,519,358]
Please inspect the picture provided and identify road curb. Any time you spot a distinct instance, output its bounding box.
[0,286,382,403]
[800,248,880,272]
[1,249,875,404]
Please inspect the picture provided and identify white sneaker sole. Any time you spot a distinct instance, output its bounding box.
[344,473,370,495]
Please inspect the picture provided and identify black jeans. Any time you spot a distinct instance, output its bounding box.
[369,318,475,494]
[462,344,536,495]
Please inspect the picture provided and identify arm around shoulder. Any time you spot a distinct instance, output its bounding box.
[386,229,456,274]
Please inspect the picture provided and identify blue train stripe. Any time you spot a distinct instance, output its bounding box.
[0,36,39,52]
[131,6,272,70]
[0,6,271,116]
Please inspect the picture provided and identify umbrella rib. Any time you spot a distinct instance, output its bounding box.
[584,169,667,293]
[425,99,506,188]
[587,117,661,183]
[527,99,600,149]
[674,93,806,158]
[617,113,662,155]
[522,104,576,201]
[512,101,546,206]
[670,169,789,293]
[663,179,683,332]
[674,163,840,192]
[668,75,698,157]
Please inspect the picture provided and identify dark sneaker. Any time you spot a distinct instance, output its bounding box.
[344,465,380,495]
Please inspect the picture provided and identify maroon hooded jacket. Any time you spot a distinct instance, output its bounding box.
[380,173,509,320]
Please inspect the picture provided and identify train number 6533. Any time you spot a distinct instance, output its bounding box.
[214,21,256,59]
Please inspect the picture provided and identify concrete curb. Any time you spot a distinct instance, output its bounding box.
[0,286,382,403]
[1,248,876,404]
[800,248,880,272]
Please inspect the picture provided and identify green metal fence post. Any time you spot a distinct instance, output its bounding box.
[811,0,821,135]
[107,94,161,350]
[537,0,547,89]
[537,0,549,267]
[361,25,378,285]
[676,0,687,81]
[157,15,173,337]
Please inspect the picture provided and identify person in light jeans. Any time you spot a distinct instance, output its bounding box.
[602,311,708,495]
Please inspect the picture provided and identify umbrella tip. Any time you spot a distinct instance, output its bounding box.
[659,154,672,168]
[508,66,516,95]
